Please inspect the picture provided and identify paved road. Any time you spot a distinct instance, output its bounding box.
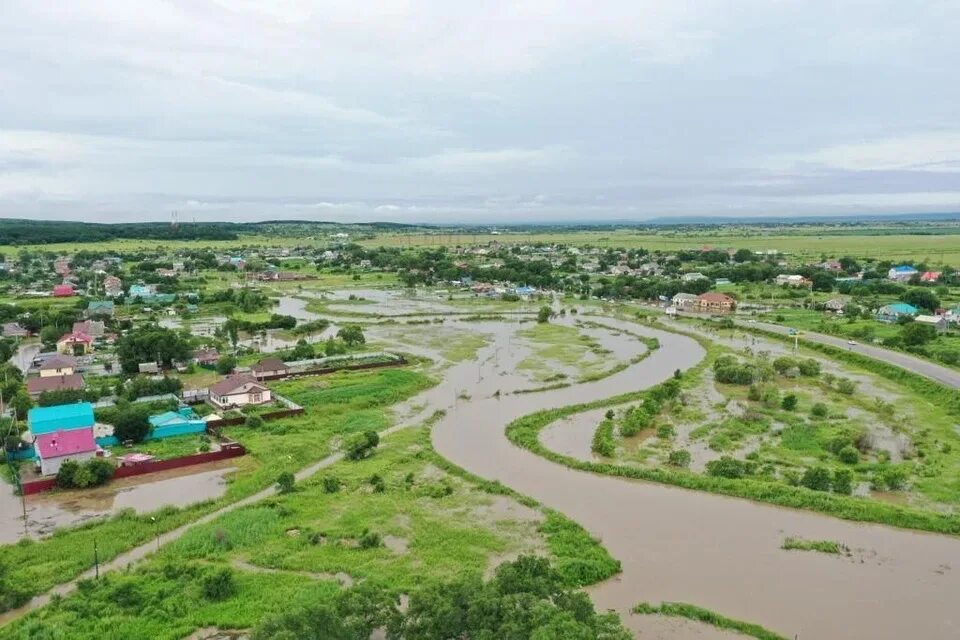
[742,320,960,389]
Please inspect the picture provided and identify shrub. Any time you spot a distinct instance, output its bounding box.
[215,355,237,375]
[656,424,675,439]
[798,359,821,377]
[832,469,854,495]
[801,466,832,492]
[322,476,340,493]
[276,471,295,494]
[836,378,857,395]
[780,394,798,411]
[245,415,264,428]
[810,403,828,418]
[345,430,380,460]
[705,456,750,479]
[667,449,691,468]
[837,445,859,464]
[358,529,382,549]
[369,474,386,493]
[201,567,236,600]
[56,458,115,489]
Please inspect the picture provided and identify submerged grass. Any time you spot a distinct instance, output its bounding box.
[633,602,789,640]
[781,537,847,555]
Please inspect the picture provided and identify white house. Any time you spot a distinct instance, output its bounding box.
[208,374,272,409]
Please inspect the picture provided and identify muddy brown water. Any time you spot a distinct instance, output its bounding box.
[0,462,236,544]
[432,317,960,640]
[4,313,960,638]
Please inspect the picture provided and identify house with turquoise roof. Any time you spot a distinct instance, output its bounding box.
[148,407,207,439]
[876,302,919,323]
[27,403,95,436]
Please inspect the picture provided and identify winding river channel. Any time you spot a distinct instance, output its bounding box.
[431,315,960,640]
[4,304,960,638]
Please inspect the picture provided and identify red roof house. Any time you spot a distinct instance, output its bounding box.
[921,271,942,282]
[26,373,85,398]
[35,428,98,476]
[53,284,75,297]
[56,331,94,355]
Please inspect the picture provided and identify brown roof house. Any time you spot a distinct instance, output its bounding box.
[694,292,736,314]
[27,373,85,398]
[39,354,78,378]
[2,322,29,338]
[193,347,221,366]
[250,357,289,380]
[208,374,272,409]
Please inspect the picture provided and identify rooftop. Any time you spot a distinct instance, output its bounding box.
[28,402,95,435]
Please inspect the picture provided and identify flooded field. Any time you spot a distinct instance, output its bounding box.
[429,316,960,639]
[0,462,235,544]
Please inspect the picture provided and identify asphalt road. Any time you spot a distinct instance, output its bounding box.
[742,320,960,389]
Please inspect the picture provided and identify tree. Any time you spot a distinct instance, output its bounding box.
[733,248,755,263]
[902,288,939,312]
[276,471,295,494]
[337,325,365,347]
[115,324,191,374]
[900,322,937,346]
[215,354,237,375]
[290,339,315,360]
[324,337,348,356]
[537,306,552,323]
[781,394,798,411]
[113,406,151,443]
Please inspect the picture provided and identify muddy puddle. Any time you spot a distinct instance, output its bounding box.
[0,461,235,544]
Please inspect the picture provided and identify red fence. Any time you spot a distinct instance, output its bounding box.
[254,356,408,382]
[20,443,247,495]
[206,407,304,428]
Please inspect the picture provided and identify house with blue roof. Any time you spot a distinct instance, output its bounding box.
[27,403,96,436]
[128,283,156,299]
[887,265,918,281]
[876,302,919,323]
[148,407,207,439]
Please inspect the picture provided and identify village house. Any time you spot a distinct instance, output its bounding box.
[250,357,289,380]
[914,315,949,332]
[2,322,29,338]
[39,354,77,377]
[86,300,115,318]
[193,347,220,366]
[57,331,94,355]
[775,274,811,287]
[26,373,85,398]
[824,298,847,313]
[28,403,98,476]
[52,284,75,297]
[671,292,698,310]
[820,260,843,272]
[681,272,708,283]
[876,302,919,323]
[887,265,918,281]
[148,408,207,439]
[73,320,106,339]
[920,271,941,283]
[104,275,123,297]
[208,374,272,409]
[694,292,736,314]
[53,257,71,277]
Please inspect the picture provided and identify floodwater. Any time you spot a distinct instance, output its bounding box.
[5,299,960,639]
[430,315,960,640]
[0,462,235,544]
[539,407,608,462]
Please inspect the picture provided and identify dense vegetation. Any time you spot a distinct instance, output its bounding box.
[0,219,240,245]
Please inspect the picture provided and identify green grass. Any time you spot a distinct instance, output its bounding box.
[633,602,789,640]
[107,434,210,461]
[0,424,620,638]
[781,537,846,554]
[516,323,615,383]
[0,367,434,613]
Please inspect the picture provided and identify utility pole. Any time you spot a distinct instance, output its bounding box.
[94,539,100,579]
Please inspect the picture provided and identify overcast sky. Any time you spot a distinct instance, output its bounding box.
[1,1,959,224]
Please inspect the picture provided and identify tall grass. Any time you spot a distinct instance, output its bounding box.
[633,602,789,640]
